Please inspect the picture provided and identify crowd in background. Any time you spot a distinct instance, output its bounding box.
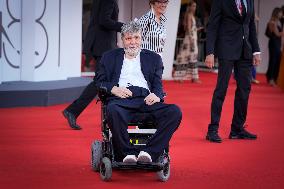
[175,1,284,88]
[81,0,284,90]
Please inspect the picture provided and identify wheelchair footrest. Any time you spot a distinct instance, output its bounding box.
[112,161,164,171]
[127,128,156,134]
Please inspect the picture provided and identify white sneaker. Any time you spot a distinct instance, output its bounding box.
[137,151,152,163]
[123,155,137,163]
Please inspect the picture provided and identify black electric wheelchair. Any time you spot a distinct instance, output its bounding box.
[91,88,171,182]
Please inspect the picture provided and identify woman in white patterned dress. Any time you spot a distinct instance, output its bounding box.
[173,0,201,83]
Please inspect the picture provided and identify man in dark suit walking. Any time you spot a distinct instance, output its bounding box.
[205,0,261,142]
[95,21,182,163]
[63,0,123,130]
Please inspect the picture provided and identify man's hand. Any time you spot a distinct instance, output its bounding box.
[144,93,160,105]
[253,54,261,66]
[111,86,132,98]
[205,54,214,69]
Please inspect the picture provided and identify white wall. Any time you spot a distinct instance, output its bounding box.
[256,0,283,73]
[118,0,133,22]
[163,0,181,79]
[132,0,150,18]
[60,0,82,79]
[117,0,134,48]
[0,0,21,82]
[0,0,82,84]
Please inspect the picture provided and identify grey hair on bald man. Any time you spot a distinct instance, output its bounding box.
[121,20,141,38]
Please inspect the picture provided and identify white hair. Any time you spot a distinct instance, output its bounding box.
[121,20,141,38]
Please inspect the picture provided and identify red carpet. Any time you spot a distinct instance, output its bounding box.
[1,72,284,189]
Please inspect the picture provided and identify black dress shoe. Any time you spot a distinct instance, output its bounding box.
[62,110,82,130]
[229,129,257,140]
[206,131,222,143]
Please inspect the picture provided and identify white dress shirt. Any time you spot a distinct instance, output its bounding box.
[118,53,149,90]
[236,0,247,14]
[236,0,260,56]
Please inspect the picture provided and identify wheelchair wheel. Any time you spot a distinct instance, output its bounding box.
[100,157,112,181]
[91,140,102,172]
[156,155,170,182]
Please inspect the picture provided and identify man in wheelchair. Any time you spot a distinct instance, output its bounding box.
[95,21,182,164]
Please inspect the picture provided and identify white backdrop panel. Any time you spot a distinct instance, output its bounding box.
[0,0,21,82]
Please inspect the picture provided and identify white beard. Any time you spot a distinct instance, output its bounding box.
[124,46,141,57]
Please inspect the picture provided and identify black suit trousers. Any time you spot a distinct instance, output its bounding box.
[106,98,182,162]
[66,56,102,118]
[208,58,253,132]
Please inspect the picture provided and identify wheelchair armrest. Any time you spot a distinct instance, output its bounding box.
[97,87,108,103]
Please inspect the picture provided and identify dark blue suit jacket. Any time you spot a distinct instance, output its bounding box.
[206,0,260,60]
[95,48,165,101]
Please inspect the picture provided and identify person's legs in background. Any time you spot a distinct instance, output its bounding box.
[266,41,278,86]
[230,59,257,139]
[251,66,260,84]
[83,52,94,72]
[272,49,282,85]
[190,61,202,83]
[206,59,234,143]
[62,56,101,130]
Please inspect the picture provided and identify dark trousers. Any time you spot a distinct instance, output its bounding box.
[251,66,256,80]
[266,40,281,82]
[208,58,252,132]
[106,97,182,162]
[65,56,101,118]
